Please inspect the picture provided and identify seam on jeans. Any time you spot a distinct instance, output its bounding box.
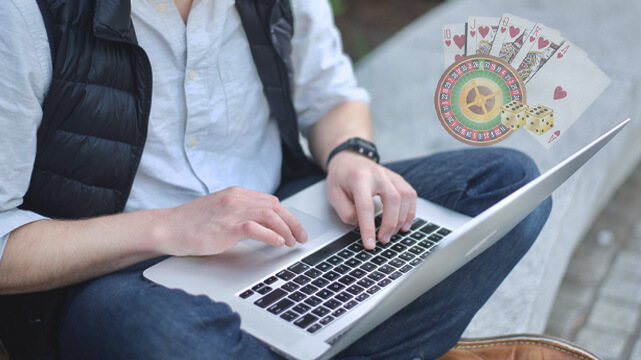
[453,340,596,360]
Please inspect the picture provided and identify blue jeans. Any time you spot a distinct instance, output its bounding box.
[58,148,551,360]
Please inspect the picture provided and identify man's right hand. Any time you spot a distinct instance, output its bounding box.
[158,186,308,256]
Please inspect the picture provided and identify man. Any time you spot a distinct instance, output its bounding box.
[0,0,551,359]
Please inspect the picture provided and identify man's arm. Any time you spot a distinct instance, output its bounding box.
[307,101,417,250]
[0,187,308,294]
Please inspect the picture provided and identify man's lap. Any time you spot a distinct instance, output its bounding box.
[58,148,551,360]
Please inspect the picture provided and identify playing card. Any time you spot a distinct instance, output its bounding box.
[512,24,565,83]
[466,17,478,55]
[442,23,467,68]
[473,17,500,55]
[525,41,611,148]
[490,14,536,64]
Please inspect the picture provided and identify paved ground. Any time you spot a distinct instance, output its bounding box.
[545,159,641,359]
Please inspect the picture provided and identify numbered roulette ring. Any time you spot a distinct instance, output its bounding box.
[434,54,527,146]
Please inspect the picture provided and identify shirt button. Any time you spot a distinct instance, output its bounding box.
[156,3,168,13]
[188,69,197,80]
[188,137,200,148]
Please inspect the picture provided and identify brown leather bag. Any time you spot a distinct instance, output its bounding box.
[437,334,601,360]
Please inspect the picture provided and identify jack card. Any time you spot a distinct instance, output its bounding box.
[468,16,500,56]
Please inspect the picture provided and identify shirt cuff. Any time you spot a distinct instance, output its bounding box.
[0,208,47,262]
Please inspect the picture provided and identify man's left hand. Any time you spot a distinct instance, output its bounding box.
[325,151,417,250]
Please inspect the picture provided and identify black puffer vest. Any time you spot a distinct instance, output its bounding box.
[0,0,319,358]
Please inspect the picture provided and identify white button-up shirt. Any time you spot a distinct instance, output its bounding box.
[0,0,369,260]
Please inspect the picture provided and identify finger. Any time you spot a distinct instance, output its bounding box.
[327,186,359,226]
[392,177,417,233]
[352,184,376,250]
[247,207,298,247]
[237,221,286,248]
[268,202,308,244]
[376,181,401,243]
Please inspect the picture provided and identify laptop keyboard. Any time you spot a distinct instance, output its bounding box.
[237,216,451,335]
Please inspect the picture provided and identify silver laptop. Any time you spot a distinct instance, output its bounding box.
[144,118,630,360]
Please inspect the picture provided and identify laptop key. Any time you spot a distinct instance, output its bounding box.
[332,308,347,318]
[391,244,407,253]
[312,306,330,317]
[316,289,335,299]
[338,275,356,285]
[315,262,333,272]
[307,323,322,334]
[381,250,398,259]
[348,243,364,252]
[239,290,254,299]
[400,238,416,247]
[400,265,413,273]
[344,300,359,310]
[334,265,351,274]
[349,269,367,279]
[281,282,299,292]
[389,271,403,280]
[366,285,381,294]
[254,288,287,308]
[335,292,352,303]
[264,276,278,285]
[251,283,265,292]
[410,219,427,230]
[437,228,452,236]
[327,282,345,292]
[420,223,439,234]
[357,278,375,288]
[294,314,318,329]
[344,258,362,268]
[322,271,340,281]
[399,252,415,261]
[379,279,392,287]
[370,256,387,265]
[367,271,385,281]
[410,258,422,266]
[337,249,354,259]
[293,275,311,285]
[354,251,373,261]
[408,246,426,255]
[292,303,311,314]
[288,291,307,302]
[276,269,296,281]
[300,284,319,295]
[324,299,342,310]
[267,299,294,315]
[304,268,323,279]
[320,316,335,325]
[388,258,405,268]
[346,285,364,295]
[311,278,330,288]
[411,232,426,240]
[305,296,322,307]
[378,265,395,274]
[280,310,298,322]
[360,262,377,272]
[288,262,310,274]
[256,286,272,295]
[428,234,443,242]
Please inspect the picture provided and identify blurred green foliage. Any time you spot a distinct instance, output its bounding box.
[329,0,346,16]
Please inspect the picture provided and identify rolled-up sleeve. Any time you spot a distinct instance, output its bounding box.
[290,0,370,137]
[0,1,52,261]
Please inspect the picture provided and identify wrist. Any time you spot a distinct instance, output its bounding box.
[326,137,379,169]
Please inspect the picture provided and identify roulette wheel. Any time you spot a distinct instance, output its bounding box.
[434,55,526,145]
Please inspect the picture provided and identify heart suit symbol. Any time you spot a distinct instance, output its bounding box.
[445,40,451,47]
[554,86,567,100]
[509,26,520,38]
[453,35,465,49]
[479,26,490,38]
[538,37,550,49]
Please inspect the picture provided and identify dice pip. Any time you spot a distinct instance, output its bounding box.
[525,105,554,135]
[500,101,529,131]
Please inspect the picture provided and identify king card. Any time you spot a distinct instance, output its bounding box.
[442,23,467,68]
[490,14,536,64]
[525,41,611,148]
[512,24,565,83]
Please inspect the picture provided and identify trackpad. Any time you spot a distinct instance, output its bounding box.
[287,207,333,241]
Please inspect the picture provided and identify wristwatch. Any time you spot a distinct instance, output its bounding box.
[326,137,380,168]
